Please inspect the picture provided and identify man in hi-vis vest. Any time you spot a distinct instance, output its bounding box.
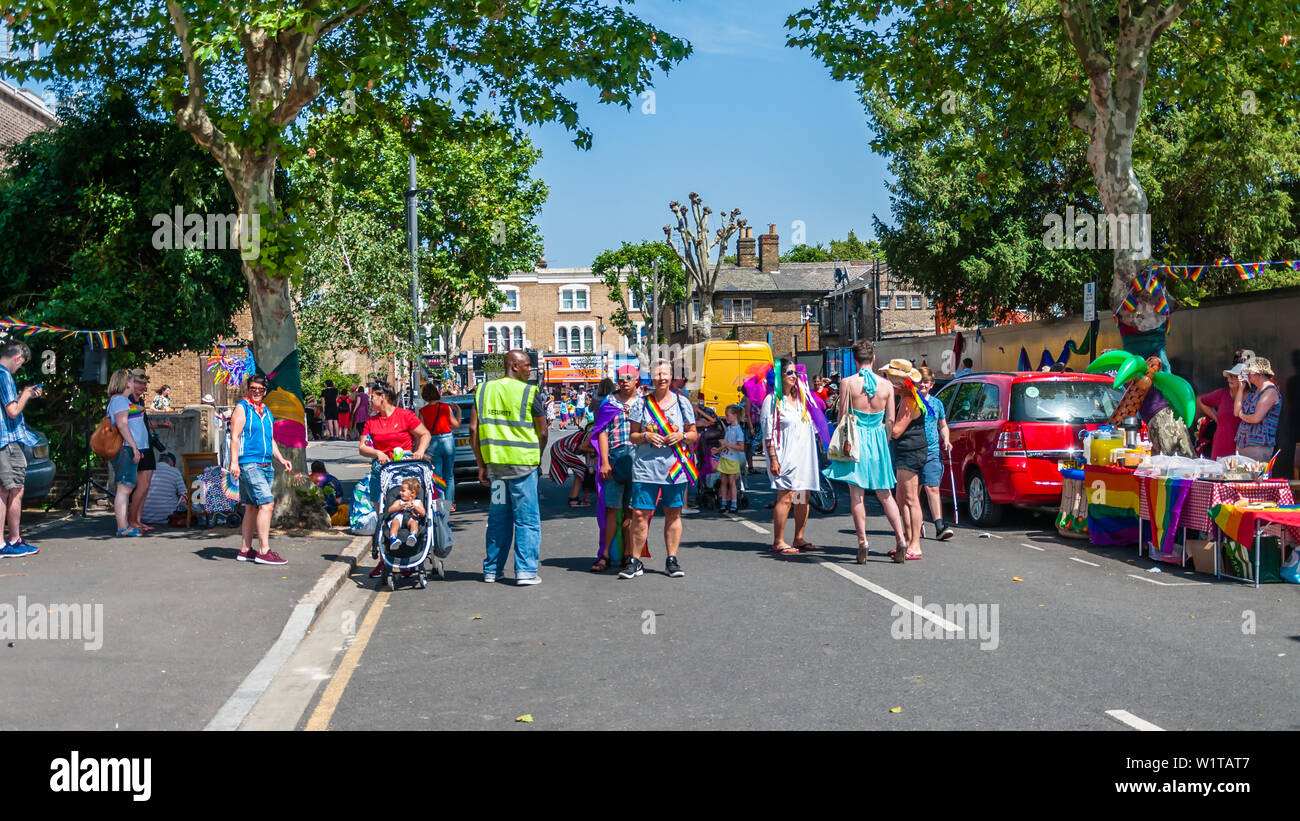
[470,350,549,585]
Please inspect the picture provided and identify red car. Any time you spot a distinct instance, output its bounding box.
[933,372,1123,525]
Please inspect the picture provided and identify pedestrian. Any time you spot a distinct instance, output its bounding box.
[591,364,642,572]
[151,384,172,411]
[0,341,41,557]
[917,366,954,540]
[883,358,928,561]
[620,359,697,580]
[228,374,295,565]
[764,359,823,554]
[823,341,907,564]
[141,452,188,525]
[470,350,548,585]
[419,383,462,511]
[352,385,370,440]
[1196,362,1247,460]
[1234,356,1281,465]
[545,393,556,429]
[714,405,745,513]
[955,358,974,377]
[322,380,340,440]
[360,382,432,578]
[127,369,163,532]
[338,390,353,441]
[105,368,147,538]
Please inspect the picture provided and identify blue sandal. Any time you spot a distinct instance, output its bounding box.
[116,527,142,537]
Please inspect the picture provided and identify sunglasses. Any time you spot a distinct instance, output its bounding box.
[783,370,797,377]
[247,387,267,394]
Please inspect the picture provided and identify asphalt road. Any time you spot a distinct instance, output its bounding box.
[280,435,1300,732]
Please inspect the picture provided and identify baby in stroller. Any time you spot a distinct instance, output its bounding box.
[386,477,426,549]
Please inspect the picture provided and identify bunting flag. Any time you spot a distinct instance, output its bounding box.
[1149,259,1299,281]
[0,317,128,349]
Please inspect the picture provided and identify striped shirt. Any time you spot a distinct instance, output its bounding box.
[0,364,37,449]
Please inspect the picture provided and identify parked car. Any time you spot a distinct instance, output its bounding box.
[22,429,55,499]
[442,394,479,478]
[933,372,1123,525]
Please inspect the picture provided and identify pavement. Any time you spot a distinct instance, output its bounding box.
[2,433,1297,731]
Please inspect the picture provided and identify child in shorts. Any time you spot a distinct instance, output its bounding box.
[715,406,745,513]
[386,477,426,548]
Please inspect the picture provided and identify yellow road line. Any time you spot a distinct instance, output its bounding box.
[304,589,389,731]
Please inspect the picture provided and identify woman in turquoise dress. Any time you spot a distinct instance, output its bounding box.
[824,341,908,564]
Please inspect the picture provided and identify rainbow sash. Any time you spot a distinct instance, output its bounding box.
[645,395,698,486]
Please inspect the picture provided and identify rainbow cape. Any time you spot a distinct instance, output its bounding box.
[645,394,698,486]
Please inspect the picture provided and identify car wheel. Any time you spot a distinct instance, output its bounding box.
[966,471,1004,526]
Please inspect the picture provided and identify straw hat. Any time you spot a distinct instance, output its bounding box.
[1244,357,1274,377]
[880,358,921,383]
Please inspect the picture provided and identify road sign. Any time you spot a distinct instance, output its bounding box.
[1083,282,1097,322]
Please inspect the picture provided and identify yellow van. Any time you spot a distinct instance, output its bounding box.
[679,341,774,417]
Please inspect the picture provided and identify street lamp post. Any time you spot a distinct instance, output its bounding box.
[404,149,435,408]
[597,315,607,381]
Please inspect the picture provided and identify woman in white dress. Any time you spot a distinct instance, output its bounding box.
[763,359,821,554]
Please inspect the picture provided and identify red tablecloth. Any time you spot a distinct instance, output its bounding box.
[1138,477,1294,535]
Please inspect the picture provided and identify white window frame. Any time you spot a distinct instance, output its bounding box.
[927,297,935,309]
[486,322,525,353]
[627,289,642,312]
[721,298,753,324]
[499,286,520,313]
[558,284,590,312]
[895,295,907,309]
[555,320,596,353]
[878,294,889,311]
[486,327,499,353]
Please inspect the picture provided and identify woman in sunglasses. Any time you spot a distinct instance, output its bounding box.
[228,374,293,566]
[763,360,823,554]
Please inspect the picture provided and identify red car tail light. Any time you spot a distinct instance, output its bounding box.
[994,422,1026,456]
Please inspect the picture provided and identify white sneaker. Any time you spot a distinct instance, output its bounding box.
[516,576,541,586]
[483,573,496,583]
[404,531,418,546]
[682,507,700,515]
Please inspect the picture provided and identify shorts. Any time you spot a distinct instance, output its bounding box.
[604,450,635,509]
[0,441,26,490]
[109,444,138,488]
[892,445,927,476]
[137,446,156,473]
[921,449,943,487]
[632,481,687,510]
[717,457,741,475]
[239,462,275,506]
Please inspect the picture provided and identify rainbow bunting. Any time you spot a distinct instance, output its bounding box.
[1121,293,1139,313]
[1187,266,1203,282]
[0,317,127,349]
[1143,273,1159,293]
[1154,295,1169,314]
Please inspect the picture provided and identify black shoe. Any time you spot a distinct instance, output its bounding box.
[617,557,644,579]
[938,524,955,540]
[666,556,684,578]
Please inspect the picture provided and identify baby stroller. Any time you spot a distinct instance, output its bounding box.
[695,418,750,512]
[371,459,453,591]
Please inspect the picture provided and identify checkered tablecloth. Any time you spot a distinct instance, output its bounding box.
[1139,477,1296,539]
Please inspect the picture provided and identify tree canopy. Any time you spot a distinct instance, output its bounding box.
[591,239,686,345]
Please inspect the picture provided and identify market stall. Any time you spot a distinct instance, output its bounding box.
[1209,503,1300,588]
[1136,474,1295,565]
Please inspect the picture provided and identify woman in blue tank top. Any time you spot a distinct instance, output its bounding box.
[229,374,293,565]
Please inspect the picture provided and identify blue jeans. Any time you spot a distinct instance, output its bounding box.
[430,433,456,506]
[484,469,541,579]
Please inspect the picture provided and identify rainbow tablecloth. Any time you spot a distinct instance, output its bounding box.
[1209,504,1300,547]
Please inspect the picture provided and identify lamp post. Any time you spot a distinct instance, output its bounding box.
[597,315,607,381]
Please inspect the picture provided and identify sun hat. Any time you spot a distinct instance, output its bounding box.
[201,394,216,404]
[880,358,921,383]
[1244,357,1274,377]
[1222,363,1246,378]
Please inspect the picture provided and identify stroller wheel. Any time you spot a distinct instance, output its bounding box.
[385,572,396,592]
[433,558,445,580]
[226,513,242,528]
[417,573,428,589]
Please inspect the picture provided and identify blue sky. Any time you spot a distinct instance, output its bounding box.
[525,0,893,268]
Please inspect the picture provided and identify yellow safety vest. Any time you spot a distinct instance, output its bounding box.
[475,377,540,466]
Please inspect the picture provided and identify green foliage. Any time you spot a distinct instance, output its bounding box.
[829,230,882,260]
[781,243,833,262]
[591,240,686,343]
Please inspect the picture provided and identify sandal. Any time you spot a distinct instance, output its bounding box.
[569,499,582,507]
[116,527,142,537]
[856,540,868,564]
[793,541,819,552]
[892,541,907,564]
[590,557,609,573]
[772,543,801,555]
[905,551,923,560]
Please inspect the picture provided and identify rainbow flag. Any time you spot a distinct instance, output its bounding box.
[1187,265,1203,282]
[1235,263,1253,280]
[1121,293,1139,313]
[1143,273,1159,293]
[644,395,699,486]
[430,471,447,491]
[1144,477,1193,559]
[1154,295,1169,314]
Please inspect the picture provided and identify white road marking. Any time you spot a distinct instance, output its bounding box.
[726,513,769,535]
[988,533,1004,539]
[1018,542,1046,551]
[808,557,963,634]
[1069,557,1100,567]
[1105,709,1165,731]
[1126,573,1209,587]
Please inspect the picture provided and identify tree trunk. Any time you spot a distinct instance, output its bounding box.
[698,296,715,342]
[240,160,329,531]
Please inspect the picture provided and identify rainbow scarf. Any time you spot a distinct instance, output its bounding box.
[645,394,698,486]
[1144,477,1193,558]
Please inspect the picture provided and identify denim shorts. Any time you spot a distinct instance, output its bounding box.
[631,481,687,510]
[239,462,275,506]
[110,444,138,488]
[922,448,943,487]
[603,450,635,509]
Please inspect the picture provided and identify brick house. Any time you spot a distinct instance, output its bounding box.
[818,263,940,347]
[0,78,57,154]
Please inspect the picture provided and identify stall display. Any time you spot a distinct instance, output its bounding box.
[1209,503,1300,588]
[1086,350,1195,456]
[1084,463,1141,546]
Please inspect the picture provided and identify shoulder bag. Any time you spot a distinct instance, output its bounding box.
[90,416,123,460]
[827,379,859,462]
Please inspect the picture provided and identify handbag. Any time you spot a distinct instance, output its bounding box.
[90,417,123,460]
[827,414,858,461]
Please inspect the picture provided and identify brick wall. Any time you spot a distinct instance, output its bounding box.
[0,82,57,153]
[665,293,822,352]
[147,307,255,407]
